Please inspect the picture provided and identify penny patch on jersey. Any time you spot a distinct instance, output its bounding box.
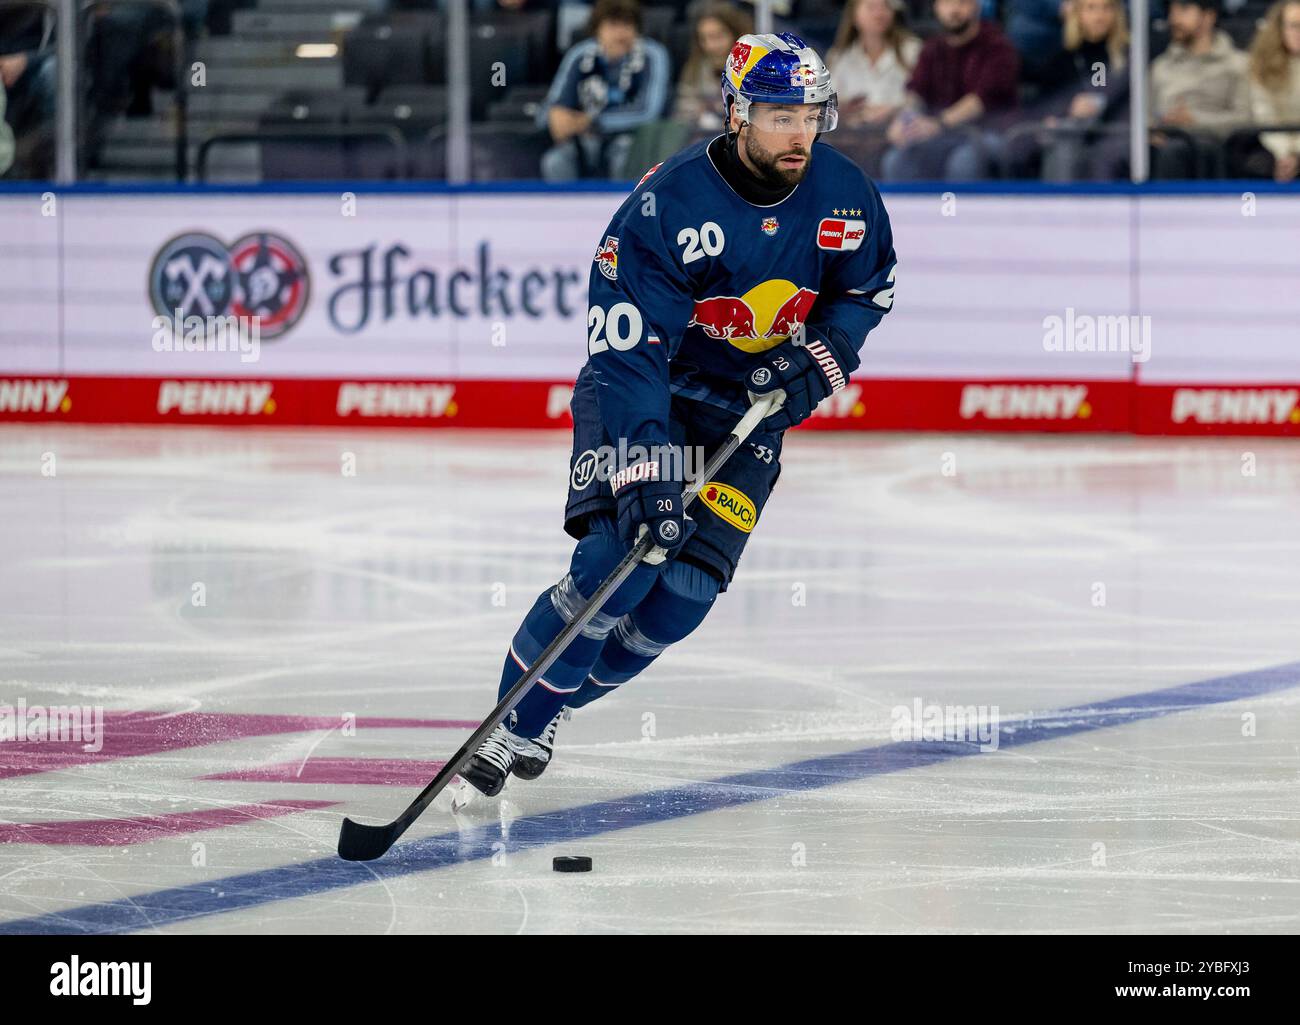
[817,218,866,251]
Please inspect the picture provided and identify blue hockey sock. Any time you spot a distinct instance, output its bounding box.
[497,517,658,738]
[566,558,720,709]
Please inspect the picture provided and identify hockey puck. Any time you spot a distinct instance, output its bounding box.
[552,855,592,873]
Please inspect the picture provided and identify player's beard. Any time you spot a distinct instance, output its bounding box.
[742,130,812,188]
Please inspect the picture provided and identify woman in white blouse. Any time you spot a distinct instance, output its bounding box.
[827,0,923,128]
[1247,0,1300,182]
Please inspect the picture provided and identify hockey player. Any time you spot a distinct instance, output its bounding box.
[462,32,897,795]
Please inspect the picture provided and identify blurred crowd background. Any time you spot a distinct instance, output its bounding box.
[1,0,1299,182]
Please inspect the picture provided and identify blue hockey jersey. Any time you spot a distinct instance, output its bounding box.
[583,136,897,455]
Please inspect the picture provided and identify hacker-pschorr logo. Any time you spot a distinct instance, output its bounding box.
[50,955,151,1005]
[149,231,310,341]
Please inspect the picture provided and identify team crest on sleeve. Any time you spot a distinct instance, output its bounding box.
[594,236,619,280]
[761,217,779,237]
[817,217,866,251]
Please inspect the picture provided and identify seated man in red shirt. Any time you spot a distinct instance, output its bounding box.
[882,0,1020,180]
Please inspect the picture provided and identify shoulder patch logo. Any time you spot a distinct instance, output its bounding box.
[701,482,757,533]
[594,236,619,280]
[817,218,866,251]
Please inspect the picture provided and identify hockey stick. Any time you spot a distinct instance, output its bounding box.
[337,389,786,861]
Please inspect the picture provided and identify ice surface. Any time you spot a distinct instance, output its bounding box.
[0,425,1297,934]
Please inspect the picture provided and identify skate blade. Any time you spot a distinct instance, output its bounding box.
[447,775,477,814]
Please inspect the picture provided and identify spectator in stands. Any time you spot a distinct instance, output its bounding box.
[471,0,556,10]
[828,0,921,127]
[538,0,671,180]
[1148,0,1250,177]
[1005,0,1067,86]
[826,0,920,176]
[880,0,1019,180]
[672,2,752,136]
[0,80,14,177]
[1005,0,1130,179]
[1242,0,1300,180]
[0,4,56,179]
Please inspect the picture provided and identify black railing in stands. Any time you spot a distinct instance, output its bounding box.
[996,121,1217,179]
[196,126,408,182]
[998,120,1300,182]
[1225,124,1300,179]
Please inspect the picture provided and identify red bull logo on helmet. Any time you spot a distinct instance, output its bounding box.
[688,279,819,354]
[789,65,818,88]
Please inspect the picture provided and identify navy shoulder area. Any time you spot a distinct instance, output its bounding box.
[610,137,717,226]
[810,141,882,197]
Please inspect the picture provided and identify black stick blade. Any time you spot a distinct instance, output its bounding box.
[338,817,399,862]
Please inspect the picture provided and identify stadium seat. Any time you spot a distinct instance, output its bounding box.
[358,86,449,141]
[343,12,443,97]
[469,16,546,120]
[469,124,551,181]
[486,86,550,124]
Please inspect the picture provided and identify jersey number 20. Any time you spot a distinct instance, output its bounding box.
[588,302,644,355]
[677,222,724,265]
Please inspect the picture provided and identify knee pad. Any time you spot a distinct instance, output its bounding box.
[569,515,625,595]
[618,558,721,650]
[558,515,658,633]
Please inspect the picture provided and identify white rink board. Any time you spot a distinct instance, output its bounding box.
[1,189,1298,385]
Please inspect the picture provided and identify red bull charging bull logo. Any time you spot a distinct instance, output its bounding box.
[688,279,819,354]
[594,236,619,281]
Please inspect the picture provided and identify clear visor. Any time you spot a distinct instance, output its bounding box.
[740,97,838,134]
